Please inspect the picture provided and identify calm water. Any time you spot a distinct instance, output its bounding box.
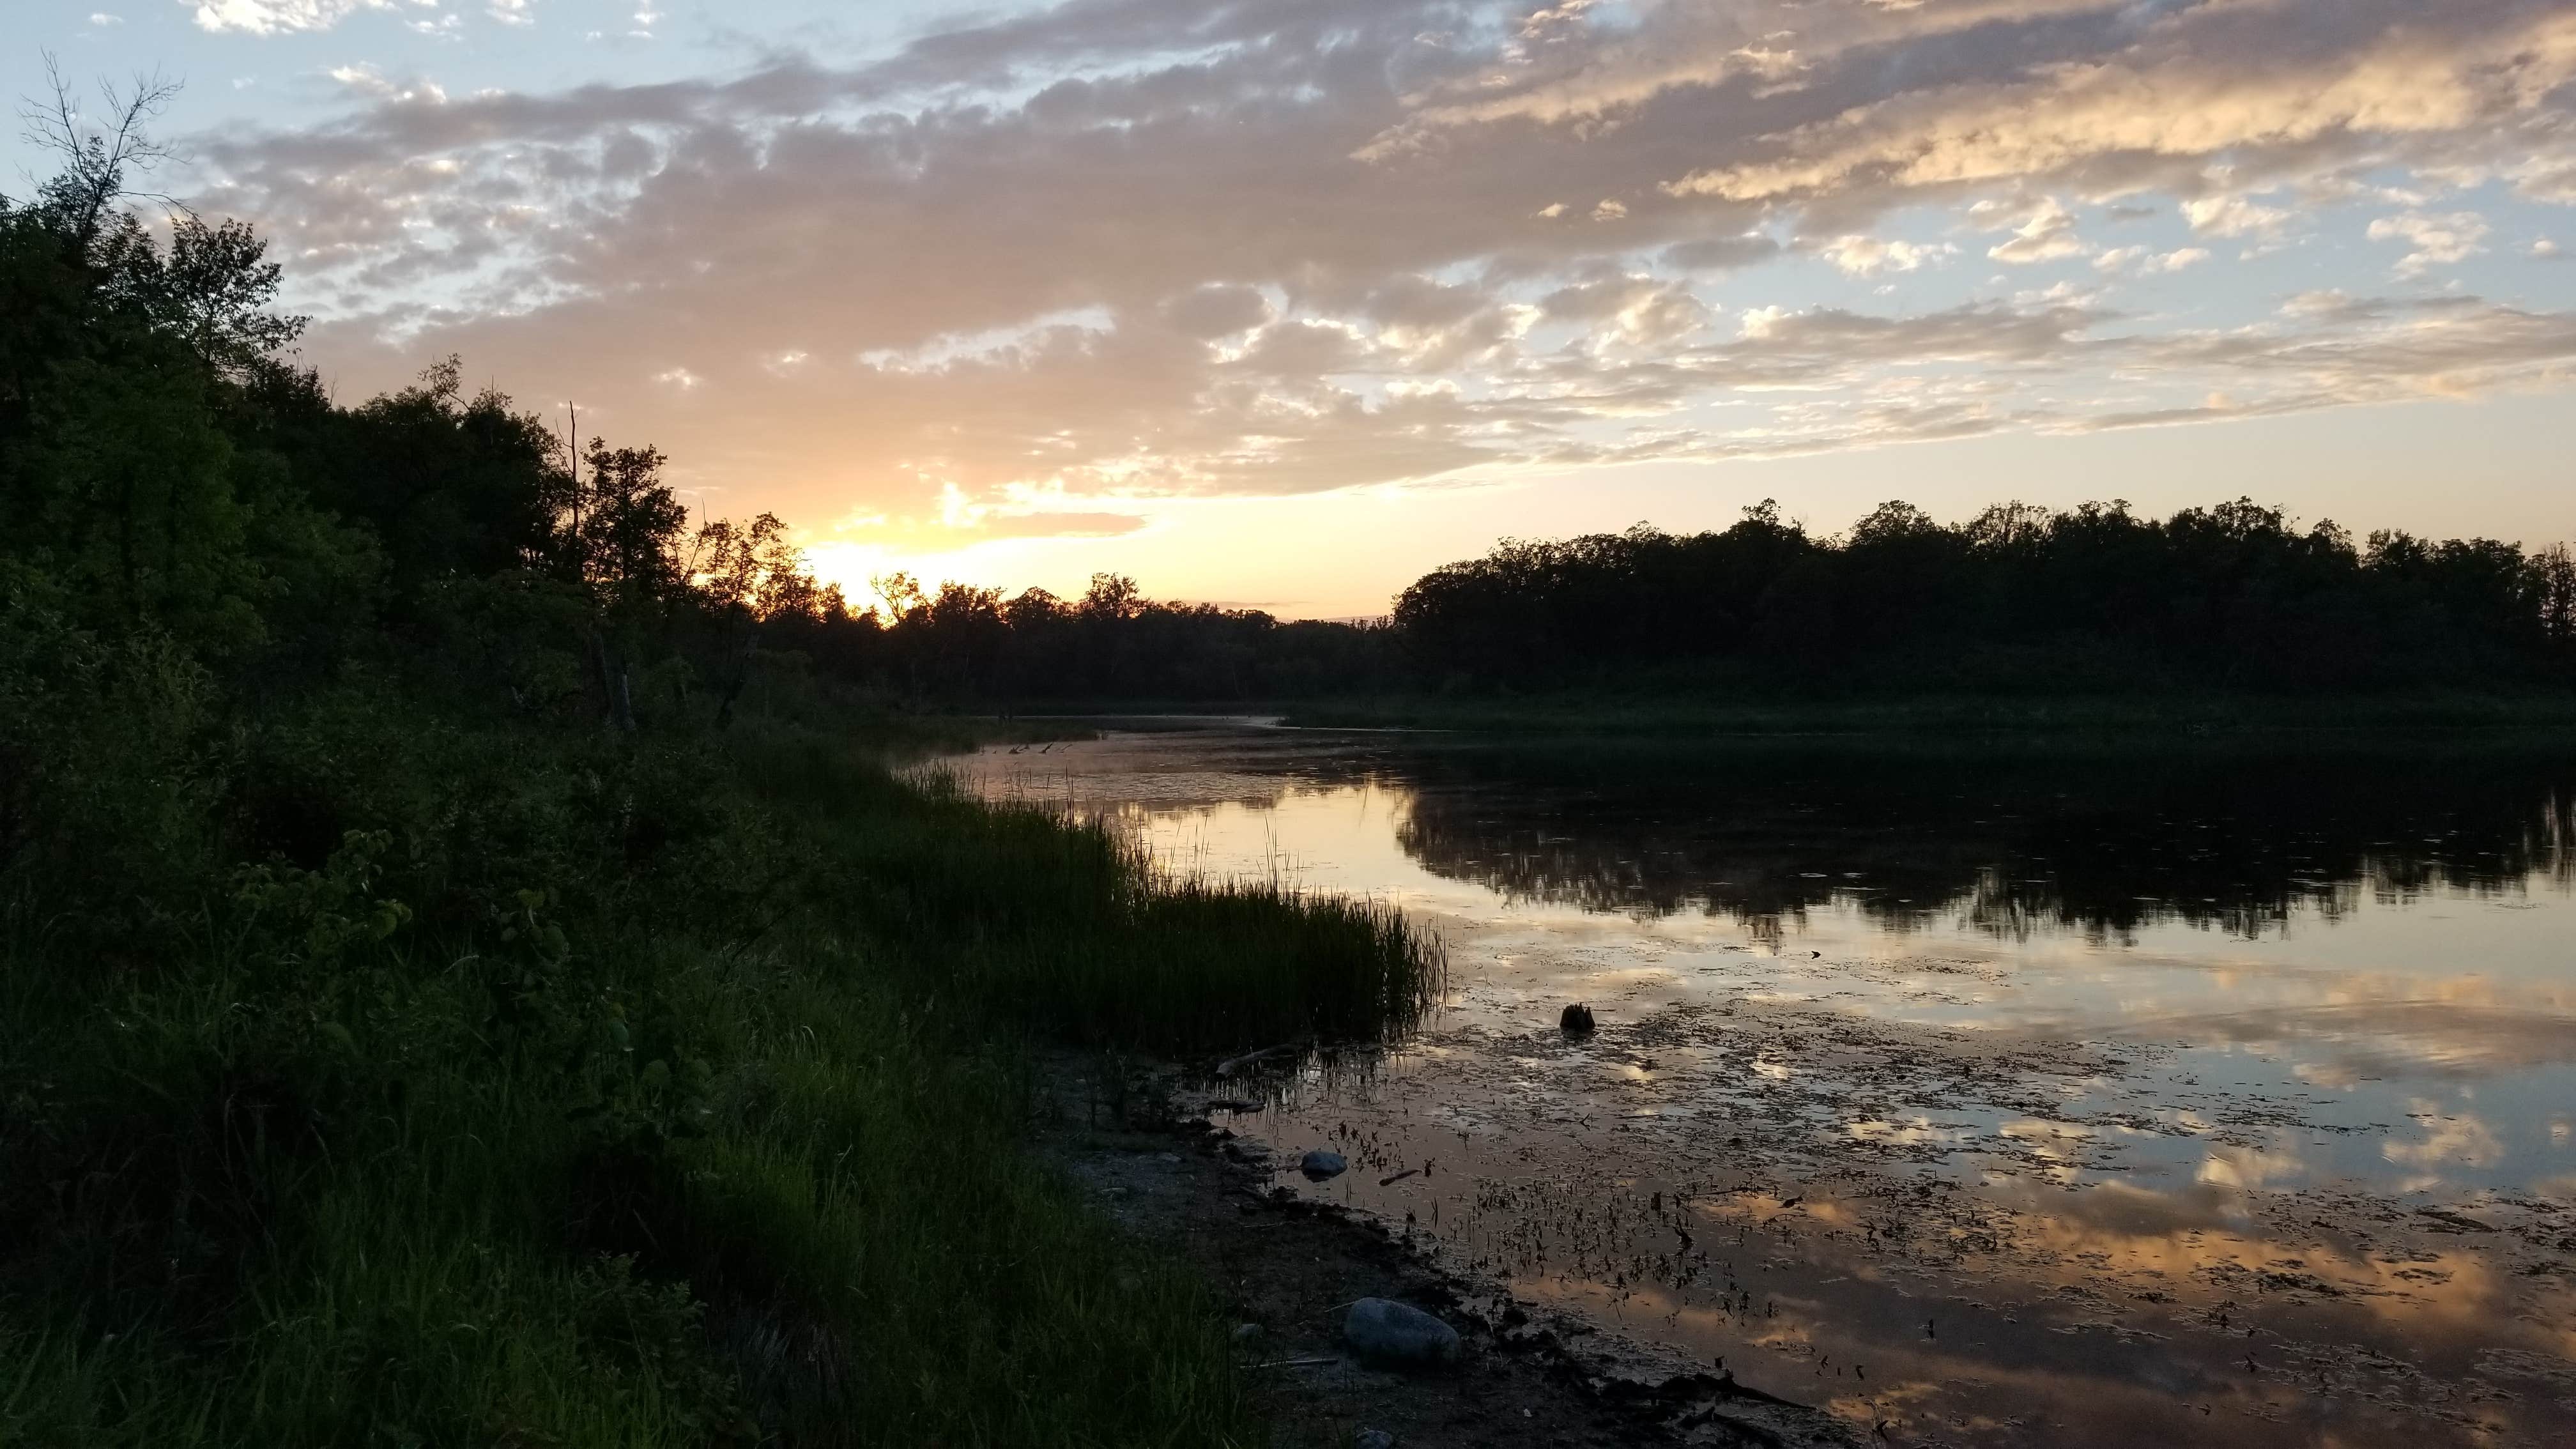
[951,723,2576,1447]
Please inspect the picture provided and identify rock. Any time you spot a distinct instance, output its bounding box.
[1231,1322,1264,1344]
[1340,1298,1462,1368]
[1299,1149,1347,1180]
[1224,1137,1273,1165]
[1560,1002,1596,1034]
[1354,1430,1397,1449]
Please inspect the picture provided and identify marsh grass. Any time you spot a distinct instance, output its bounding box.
[735,732,1444,1054]
[0,691,1435,1446]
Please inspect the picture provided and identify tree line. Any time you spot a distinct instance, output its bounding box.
[806,494,2576,702]
[1393,500,2576,694]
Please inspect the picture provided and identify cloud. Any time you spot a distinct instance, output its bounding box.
[188,0,381,34]
[2096,245,2210,275]
[174,0,2576,542]
[1986,197,2085,264]
[1817,234,1951,275]
[953,510,1149,542]
[1643,4,2576,217]
[1661,233,1781,272]
[2181,195,2289,241]
[2383,1101,2503,1174]
[1162,284,1273,339]
[2368,210,2492,277]
[188,0,530,34]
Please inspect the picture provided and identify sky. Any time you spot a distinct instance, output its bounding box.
[10,0,2576,618]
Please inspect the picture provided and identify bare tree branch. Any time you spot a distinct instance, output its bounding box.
[17,51,189,241]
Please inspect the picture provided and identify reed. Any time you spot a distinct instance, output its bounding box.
[735,728,1445,1054]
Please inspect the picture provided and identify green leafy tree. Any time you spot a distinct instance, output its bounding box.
[0,73,359,656]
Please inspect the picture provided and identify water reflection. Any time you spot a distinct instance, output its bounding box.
[954,727,2576,1447]
[1388,742,2576,941]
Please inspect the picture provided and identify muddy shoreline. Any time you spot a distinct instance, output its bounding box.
[1039,1056,1859,1448]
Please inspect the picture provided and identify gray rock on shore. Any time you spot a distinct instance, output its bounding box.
[1340,1297,1461,1368]
[1299,1149,1347,1179]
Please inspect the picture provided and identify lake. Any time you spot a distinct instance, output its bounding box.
[948,721,2576,1447]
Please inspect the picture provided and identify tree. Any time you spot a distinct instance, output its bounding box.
[691,512,828,726]
[575,439,686,603]
[305,359,564,607]
[109,215,307,380]
[0,89,349,656]
[16,54,184,249]
[1080,572,1144,621]
[569,438,687,730]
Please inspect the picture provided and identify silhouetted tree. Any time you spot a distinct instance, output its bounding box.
[1393,498,2575,694]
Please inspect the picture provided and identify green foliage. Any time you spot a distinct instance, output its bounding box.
[0,178,374,666]
[0,566,227,969]
[305,358,567,608]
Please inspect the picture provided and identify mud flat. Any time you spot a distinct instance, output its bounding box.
[1040,1057,1858,1448]
[1216,1004,2576,1448]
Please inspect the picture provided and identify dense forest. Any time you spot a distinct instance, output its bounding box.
[1392,501,2576,693]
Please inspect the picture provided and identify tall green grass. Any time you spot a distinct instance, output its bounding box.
[0,686,1438,1445]
[734,731,1444,1054]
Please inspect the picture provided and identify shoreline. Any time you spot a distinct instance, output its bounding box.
[1281,693,2576,739]
[1038,1052,1855,1449]
[903,693,2576,742]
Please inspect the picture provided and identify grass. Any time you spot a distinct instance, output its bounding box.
[0,686,1443,1446]
[735,734,1441,1054]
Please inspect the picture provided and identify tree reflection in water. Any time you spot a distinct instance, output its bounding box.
[1387,739,2575,942]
